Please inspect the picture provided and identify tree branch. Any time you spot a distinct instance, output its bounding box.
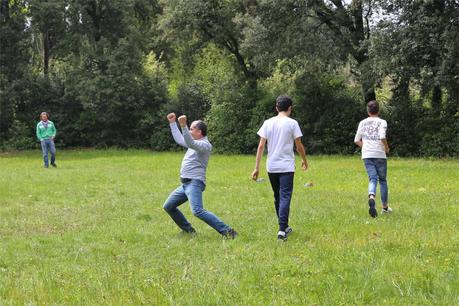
[364,0,372,39]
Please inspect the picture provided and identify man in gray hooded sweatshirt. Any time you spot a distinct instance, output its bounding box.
[163,113,237,239]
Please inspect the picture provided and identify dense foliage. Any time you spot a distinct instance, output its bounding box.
[1,0,458,156]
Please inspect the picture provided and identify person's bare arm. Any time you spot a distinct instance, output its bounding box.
[294,137,308,170]
[167,113,187,147]
[354,122,362,148]
[251,137,267,180]
[381,138,390,154]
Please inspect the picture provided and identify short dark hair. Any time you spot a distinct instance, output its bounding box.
[276,95,293,112]
[40,111,49,118]
[367,100,379,115]
[195,120,207,136]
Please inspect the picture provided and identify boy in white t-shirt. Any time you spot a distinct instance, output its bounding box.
[354,100,392,218]
[252,95,308,241]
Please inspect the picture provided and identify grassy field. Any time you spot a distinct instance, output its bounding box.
[0,150,458,305]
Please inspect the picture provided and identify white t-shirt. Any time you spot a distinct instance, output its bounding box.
[354,117,388,159]
[258,115,303,173]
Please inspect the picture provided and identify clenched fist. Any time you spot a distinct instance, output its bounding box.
[178,115,187,127]
[167,113,176,123]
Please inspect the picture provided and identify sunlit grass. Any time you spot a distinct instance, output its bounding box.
[0,150,458,305]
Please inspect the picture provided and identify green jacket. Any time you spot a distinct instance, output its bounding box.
[36,120,57,141]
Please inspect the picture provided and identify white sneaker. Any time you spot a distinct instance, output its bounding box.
[381,207,393,214]
[277,231,287,241]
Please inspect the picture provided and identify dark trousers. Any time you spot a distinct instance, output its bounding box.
[268,172,294,232]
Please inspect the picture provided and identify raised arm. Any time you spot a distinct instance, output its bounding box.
[167,113,187,147]
[178,115,211,152]
[181,127,211,152]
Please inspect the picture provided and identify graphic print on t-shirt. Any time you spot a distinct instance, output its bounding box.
[354,117,387,159]
[361,121,382,141]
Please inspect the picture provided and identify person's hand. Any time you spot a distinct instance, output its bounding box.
[251,169,259,181]
[301,160,308,171]
[178,115,187,127]
[167,113,176,123]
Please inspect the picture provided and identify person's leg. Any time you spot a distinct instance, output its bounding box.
[184,180,231,234]
[375,159,389,208]
[163,185,194,232]
[364,159,378,198]
[49,140,56,166]
[268,173,280,218]
[277,172,294,232]
[41,140,49,168]
[364,158,378,217]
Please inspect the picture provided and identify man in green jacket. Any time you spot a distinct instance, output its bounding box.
[36,112,57,168]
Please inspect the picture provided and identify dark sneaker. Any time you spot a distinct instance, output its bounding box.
[222,229,238,239]
[368,198,377,218]
[285,227,293,237]
[51,163,57,168]
[183,227,196,234]
[277,231,287,241]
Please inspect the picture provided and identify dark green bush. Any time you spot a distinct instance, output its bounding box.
[293,73,362,154]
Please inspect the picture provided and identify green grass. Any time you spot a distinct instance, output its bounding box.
[0,150,458,305]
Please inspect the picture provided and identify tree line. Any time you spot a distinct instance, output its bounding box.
[1,0,458,157]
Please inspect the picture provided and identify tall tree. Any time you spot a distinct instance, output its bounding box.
[371,0,459,156]
[236,0,347,79]
[373,0,459,114]
[308,0,376,102]
[56,0,168,147]
[160,0,260,87]
[0,0,30,141]
[29,0,66,75]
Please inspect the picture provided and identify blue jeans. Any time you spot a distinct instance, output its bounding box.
[363,158,388,205]
[268,172,294,232]
[163,179,231,234]
[40,139,56,167]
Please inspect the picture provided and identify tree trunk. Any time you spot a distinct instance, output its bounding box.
[43,31,50,75]
[389,76,416,155]
[360,65,376,102]
[431,84,442,117]
[233,49,257,89]
[0,0,9,22]
[0,0,13,140]
[311,0,376,102]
